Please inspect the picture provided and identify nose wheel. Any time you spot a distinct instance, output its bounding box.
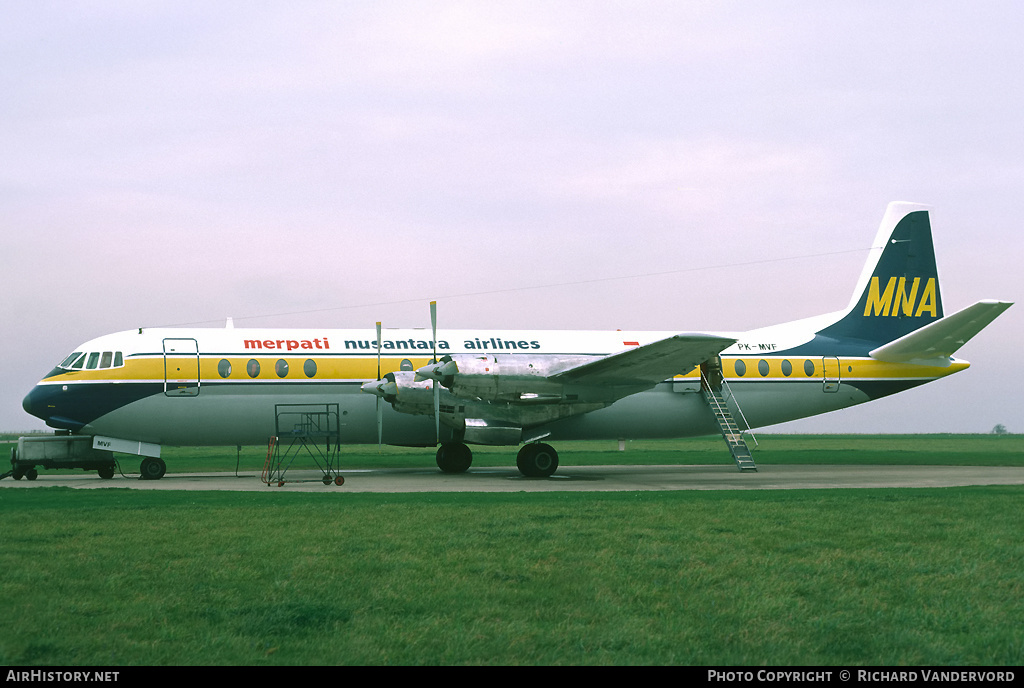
[140,457,166,480]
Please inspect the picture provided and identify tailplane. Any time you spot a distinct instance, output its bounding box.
[869,299,1012,367]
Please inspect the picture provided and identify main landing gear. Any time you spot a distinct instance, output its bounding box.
[516,443,559,478]
[435,443,473,474]
[434,442,560,478]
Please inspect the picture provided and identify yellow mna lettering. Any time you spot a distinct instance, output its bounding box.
[864,276,896,316]
[893,277,920,317]
[915,278,937,317]
[863,276,937,317]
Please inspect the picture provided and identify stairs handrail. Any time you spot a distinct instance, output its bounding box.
[720,376,758,448]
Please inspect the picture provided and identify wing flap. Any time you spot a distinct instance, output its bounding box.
[551,333,736,386]
[869,300,1012,366]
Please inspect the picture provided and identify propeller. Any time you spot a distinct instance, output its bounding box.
[375,321,382,450]
[361,305,445,447]
[430,301,440,445]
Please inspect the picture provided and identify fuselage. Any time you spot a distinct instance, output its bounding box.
[22,323,967,448]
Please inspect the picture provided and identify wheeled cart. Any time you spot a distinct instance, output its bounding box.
[3,435,116,481]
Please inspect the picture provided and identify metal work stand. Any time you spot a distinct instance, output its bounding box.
[262,404,345,487]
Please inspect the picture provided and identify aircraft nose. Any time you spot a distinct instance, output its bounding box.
[23,385,45,420]
[22,383,85,431]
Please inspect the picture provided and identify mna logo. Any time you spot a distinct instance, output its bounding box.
[863,276,938,317]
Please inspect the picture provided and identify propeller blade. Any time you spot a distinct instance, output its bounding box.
[430,301,437,345]
[376,321,383,451]
[376,397,383,450]
[430,301,440,445]
[376,322,382,380]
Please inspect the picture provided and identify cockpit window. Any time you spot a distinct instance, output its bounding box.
[60,352,83,368]
[59,351,125,371]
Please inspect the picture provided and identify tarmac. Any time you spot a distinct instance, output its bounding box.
[3,464,1024,493]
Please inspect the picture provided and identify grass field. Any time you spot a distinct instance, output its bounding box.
[1,435,1022,666]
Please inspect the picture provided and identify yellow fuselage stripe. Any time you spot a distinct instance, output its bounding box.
[42,354,966,385]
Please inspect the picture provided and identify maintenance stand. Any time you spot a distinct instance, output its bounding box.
[262,403,345,487]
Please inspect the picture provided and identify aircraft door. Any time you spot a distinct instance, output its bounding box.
[821,356,840,393]
[164,338,200,397]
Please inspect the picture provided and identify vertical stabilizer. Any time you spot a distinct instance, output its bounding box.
[818,203,944,346]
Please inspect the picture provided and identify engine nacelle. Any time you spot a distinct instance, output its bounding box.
[361,371,437,416]
[363,367,616,441]
[415,353,601,403]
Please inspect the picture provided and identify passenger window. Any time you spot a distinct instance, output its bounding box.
[304,359,317,378]
[804,360,815,376]
[247,359,261,378]
[758,360,769,376]
[276,359,289,378]
[218,359,232,378]
[781,360,793,377]
[734,359,747,376]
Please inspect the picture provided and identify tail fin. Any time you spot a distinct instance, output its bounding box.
[818,203,944,346]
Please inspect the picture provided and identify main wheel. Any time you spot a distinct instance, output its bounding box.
[517,443,559,478]
[436,443,473,474]
[98,464,115,479]
[140,457,166,480]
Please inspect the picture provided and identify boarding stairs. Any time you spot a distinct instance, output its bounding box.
[701,367,757,472]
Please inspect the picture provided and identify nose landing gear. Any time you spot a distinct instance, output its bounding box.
[140,456,166,480]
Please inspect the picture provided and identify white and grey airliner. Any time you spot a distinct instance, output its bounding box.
[17,203,1011,480]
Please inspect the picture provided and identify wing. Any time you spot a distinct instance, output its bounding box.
[551,333,736,386]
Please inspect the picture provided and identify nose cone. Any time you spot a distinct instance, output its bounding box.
[22,386,44,420]
[22,383,85,431]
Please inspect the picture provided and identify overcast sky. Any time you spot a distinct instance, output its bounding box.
[2,1,1020,435]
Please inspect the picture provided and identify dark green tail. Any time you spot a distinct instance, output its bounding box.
[818,203,944,346]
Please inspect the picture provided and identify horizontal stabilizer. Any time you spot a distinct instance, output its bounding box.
[869,300,1012,366]
[552,333,736,386]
